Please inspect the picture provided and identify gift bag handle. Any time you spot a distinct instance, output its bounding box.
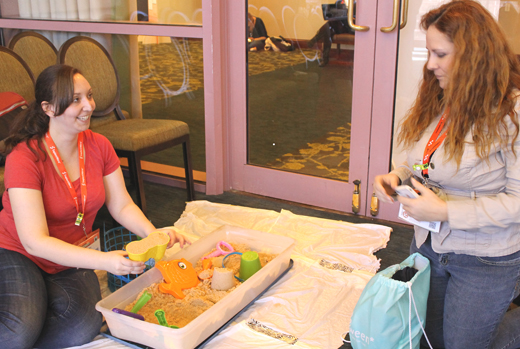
[341,332,351,344]
[408,282,433,349]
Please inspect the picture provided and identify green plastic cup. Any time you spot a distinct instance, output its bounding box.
[239,251,262,281]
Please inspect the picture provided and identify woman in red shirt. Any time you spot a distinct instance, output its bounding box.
[0,64,188,348]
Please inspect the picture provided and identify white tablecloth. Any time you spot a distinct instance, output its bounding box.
[73,200,392,349]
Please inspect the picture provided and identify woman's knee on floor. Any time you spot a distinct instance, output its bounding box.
[45,268,102,326]
[33,269,103,348]
[0,249,48,348]
[0,308,46,349]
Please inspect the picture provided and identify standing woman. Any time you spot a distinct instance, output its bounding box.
[374,1,520,348]
[0,64,188,348]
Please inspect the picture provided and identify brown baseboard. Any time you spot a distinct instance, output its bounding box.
[119,158,206,183]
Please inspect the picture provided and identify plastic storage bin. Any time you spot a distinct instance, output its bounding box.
[96,225,295,349]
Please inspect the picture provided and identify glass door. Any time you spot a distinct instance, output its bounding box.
[0,0,212,192]
[227,0,401,215]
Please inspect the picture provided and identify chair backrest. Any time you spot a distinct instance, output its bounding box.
[0,47,35,103]
[8,31,58,79]
[58,36,120,126]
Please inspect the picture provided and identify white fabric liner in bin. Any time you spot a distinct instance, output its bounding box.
[70,200,392,349]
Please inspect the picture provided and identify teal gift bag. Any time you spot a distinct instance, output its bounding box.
[348,253,432,349]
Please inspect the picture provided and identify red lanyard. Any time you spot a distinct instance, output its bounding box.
[414,110,448,177]
[45,131,87,226]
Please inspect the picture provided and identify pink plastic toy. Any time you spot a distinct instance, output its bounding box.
[201,241,234,260]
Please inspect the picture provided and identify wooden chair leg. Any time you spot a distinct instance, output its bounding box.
[182,137,195,201]
[129,152,147,216]
[126,156,138,191]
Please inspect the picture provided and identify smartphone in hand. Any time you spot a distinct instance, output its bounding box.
[394,185,420,199]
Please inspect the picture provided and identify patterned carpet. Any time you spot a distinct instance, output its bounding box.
[138,39,204,104]
[137,39,353,181]
[268,123,351,181]
[138,39,321,103]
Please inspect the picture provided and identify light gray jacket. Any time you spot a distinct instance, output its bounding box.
[392,96,520,257]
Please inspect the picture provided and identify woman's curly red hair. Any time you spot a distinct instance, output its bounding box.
[398,0,520,166]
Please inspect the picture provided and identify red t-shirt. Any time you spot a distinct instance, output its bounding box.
[0,130,120,274]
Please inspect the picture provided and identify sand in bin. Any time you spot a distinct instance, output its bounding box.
[126,233,169,255]
[125,243,276,328]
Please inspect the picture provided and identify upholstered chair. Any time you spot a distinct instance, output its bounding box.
[9,31,58,79]
[59,36,195,216]
[0,47,36,198]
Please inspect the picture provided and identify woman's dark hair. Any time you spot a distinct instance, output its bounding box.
[3,64,81,158]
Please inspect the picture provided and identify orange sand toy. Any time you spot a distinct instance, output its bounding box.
[155,259,199,299]
[198,259,213,280]
[202,259,212,271]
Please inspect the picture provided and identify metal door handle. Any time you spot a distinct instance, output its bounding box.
[352,180,361,213]
[370,192,379,216]
[400,0,409,29]
[348,0,369,32]
[380,0,400,32]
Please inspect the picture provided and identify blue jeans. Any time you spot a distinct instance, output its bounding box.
[0,248,102,349]
[411,235,520,349]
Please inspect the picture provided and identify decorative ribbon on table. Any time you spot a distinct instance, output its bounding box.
[319,259,354,273]
[246,319,298,345]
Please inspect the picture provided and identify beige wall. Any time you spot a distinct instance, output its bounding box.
[248,0,331,40]
[142,0,201,44]
[499,1,520,55]
[155,0,202,25]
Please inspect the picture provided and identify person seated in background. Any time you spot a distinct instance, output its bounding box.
[0,64,189,348]
[248,12,268,51]
[308,0,355,67]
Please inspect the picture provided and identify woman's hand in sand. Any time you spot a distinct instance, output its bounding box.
[155,227,191,249]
